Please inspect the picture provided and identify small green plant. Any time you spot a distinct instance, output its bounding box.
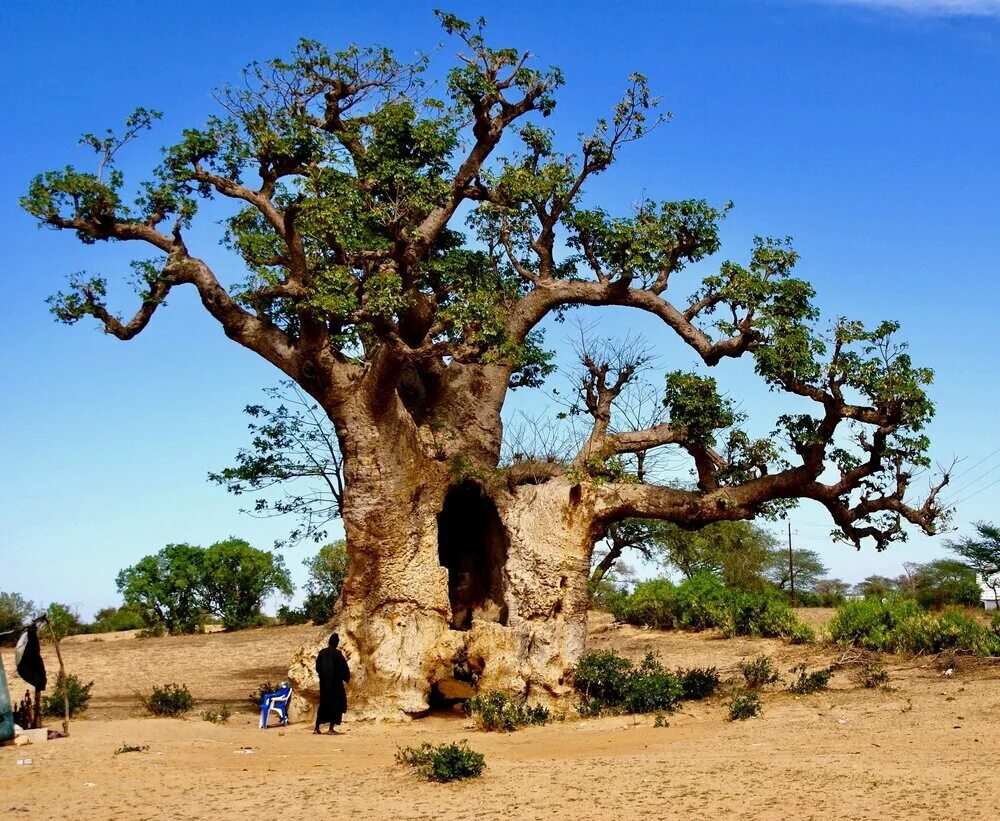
[42,672,94,717]
[145,683,194,717]
[726,690,762,721]
[395,740,486,782]
[574,651,684,715]
[201,705,232,724]
[249,681,282,708]
[854,659,891,690]
[787,665,834,695]
[653,713,669,727]
[467,690,549,732]
[114,742,149,755]
[739,656,781,689]
[678,667,721,700]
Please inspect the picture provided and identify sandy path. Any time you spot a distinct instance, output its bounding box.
[4,614,1000,819]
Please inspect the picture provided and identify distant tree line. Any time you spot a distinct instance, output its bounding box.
[1,539,347,641]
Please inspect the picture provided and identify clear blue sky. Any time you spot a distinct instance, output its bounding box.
[2,1,998,617]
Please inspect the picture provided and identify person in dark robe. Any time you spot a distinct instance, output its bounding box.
[314,633,350,734]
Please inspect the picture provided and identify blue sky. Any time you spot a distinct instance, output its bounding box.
[1,1,998,617]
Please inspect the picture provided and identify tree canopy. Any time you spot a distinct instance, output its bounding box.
[23,11,948,551]
[945,521,1000,607]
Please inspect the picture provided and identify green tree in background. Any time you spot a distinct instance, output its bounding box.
[945,521,1000,608]
[909,558,981,610]
[200,538,293,629]
[45,602,84,640]
[117,543,206,634]
[0,592,35,645]
[764,547,829,594]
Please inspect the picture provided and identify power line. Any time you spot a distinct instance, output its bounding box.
[949,446,1000,483]
[948,474,1000,508]
[941,459,1000,505]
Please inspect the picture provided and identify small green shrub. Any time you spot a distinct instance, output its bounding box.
[114,742,149,755]
[727,690,761,721]
[395,741,486,782]
[739,656,780,689]
[574,651,683,715]
[468,691,549,732]
[788,621,816,644]
[678,667,721,700]
[42,672,94,717]
[611,579,678,629]
[828,597,922,651]
[787,665,833,695]
[201,705,232,724]
[146,683,194,717]
[249,681,282,708]
[653,713,669,727]
[854,660,890,689]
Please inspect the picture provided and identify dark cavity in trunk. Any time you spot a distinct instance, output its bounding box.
[437,482,509,630]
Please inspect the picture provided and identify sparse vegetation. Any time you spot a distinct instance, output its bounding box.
[467,690,549,732]
[653,713,670,727]
[787,665,834,695]
[727,690,762,721]
[853,659,891,690]
[201,706,233,724]
[678,667,721,700]
[42,672,94,717]
[145,683,194,717]
[739,655,781,689]
[395,741,486,782]
[114,742,150,755]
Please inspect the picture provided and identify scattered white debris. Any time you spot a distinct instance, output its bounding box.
[15,758,32,766]
[943,668,954,677]
[83,782,96,788]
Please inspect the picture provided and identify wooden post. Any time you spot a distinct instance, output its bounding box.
[43,620,70,737]
[787,521,796,607]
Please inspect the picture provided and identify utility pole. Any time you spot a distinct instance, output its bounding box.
[787,521,796,606]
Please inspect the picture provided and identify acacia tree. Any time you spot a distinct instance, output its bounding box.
[946,521,1000,608]
[23,14,950,716]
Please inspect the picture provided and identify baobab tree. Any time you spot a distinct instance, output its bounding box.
[23,13,949,717]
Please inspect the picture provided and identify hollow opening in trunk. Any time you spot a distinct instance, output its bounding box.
[437,482,509,630]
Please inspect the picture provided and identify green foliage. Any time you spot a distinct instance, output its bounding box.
[114,743,150,755]
[828,597,923,651]
[117,544,206,634]
[0,591,35,645]
[830,598,1000,655]
[739,656,781,689]
[88,605,146,633]
[655,521,778,592]
[611,572,811,641]
[467,690,550,732]
[145,683,194,717]
[42,672,94,717]
[574,651,684,715]
[653,713,670,727]
[787,665,834,695]
[200,538,293,629]
[764,548,829,594]
[201,706,232,724]
[45,603,84,640]
[117,539,291,634]
[726,690,762,721]
[946,522,1000,606]
[909,559,982,610]
[678,667,721,700]
[395,740,486,782]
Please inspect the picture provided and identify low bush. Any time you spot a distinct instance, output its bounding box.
[787,665,834,695]
[145,683,194,717]
[395,741,486,782]
[727,690,761,721]
[853,659,890,689]
[574,652,721,715]
[468,691,550,732]
[653,713,669,727]
[201,706,232,724]
[42,672,94,717]
[678,667,721,700]
[830,598,1000,656]
[739,655,781,689]
[611,573,811,641]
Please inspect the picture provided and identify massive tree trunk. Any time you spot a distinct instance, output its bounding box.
[288,380,598,719]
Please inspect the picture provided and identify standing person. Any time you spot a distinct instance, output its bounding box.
[314,633,350,735]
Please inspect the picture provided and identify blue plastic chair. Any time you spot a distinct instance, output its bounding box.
[259,682,292,729]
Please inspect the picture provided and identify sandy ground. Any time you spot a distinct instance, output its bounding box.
[3,612,1000,820]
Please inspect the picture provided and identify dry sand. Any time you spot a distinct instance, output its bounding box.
[3,612,1000,820]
